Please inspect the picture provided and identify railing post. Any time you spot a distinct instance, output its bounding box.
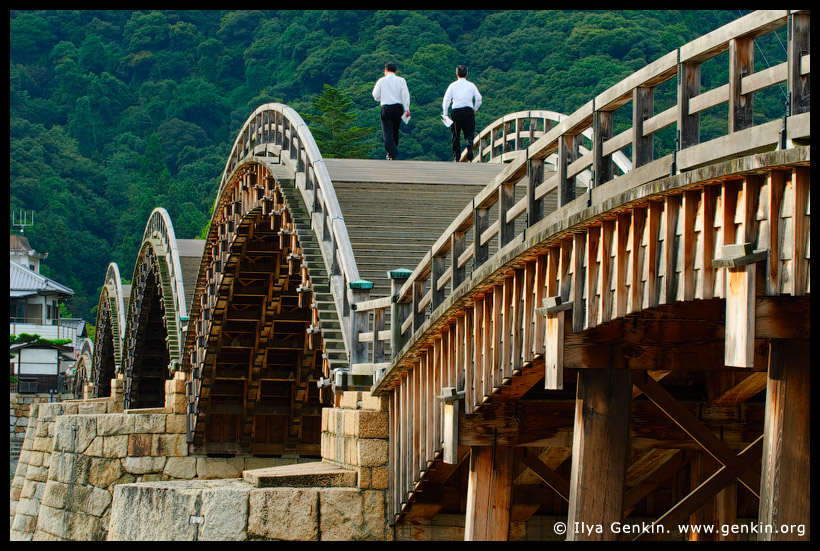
[499,181,516,246]
[527,158,544,226]
[348,280,373,366]
[729,36,754,132]
[592,108,613,188]
[412,278,426,334]
[633,86,654,168]
[389,268,412,358]
[558,133,579,206]
[432,251,446,310]
[450,231,467,290]
[788,12,810,116]
[473,203,489,268]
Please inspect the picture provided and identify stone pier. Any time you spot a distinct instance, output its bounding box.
[10,373,392,541]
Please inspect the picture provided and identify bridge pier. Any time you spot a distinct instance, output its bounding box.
[464,445,515,540]
[758,339,810,540]
[565,368,632,540]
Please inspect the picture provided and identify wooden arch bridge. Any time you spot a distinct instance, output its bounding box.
[89,10,809,540]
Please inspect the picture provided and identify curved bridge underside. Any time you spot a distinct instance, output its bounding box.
[93,263,127,399]
[185,161,332,455]
[117,208,205,410]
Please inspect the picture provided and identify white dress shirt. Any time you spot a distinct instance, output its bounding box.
[443,78,482,115]
[373,72,410,112]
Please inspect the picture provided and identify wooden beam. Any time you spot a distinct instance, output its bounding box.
[566,368,632,540]
[758,339,810,540]
[464,445,515,541]
[632,371,760,497]
[634,436,762,541]
[688,452,738,541]
[623,449,694,515]
[515,447,570,502]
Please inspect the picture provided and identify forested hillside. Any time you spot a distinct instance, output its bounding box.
[11,10,784,324]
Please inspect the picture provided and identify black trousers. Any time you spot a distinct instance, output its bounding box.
[380,103,404,159]
[450,106,475,161]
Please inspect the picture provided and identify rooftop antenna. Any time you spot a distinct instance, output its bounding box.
[12,210,34,234]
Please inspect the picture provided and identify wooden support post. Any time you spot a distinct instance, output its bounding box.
[729,36,754,133]
[758,339,810,540]
[571,232,586,333]
[538,296,571,390]
[464,444,515,541]
[527,158,544,225]
[438,387,463,465]
[633,86,654,168]
[788,12,810,115]
[566,368,632,540]
[715,242,766,368]
[472,295,484,407]
[585,225,600,329]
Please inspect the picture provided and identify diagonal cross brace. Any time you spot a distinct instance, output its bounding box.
[632,371,760,497]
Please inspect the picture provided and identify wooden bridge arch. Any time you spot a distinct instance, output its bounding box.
[92,262,127,399]
[184,157,339,455]
[121,208,193,410]
[72,338,94,400]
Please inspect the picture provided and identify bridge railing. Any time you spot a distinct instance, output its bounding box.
[218,103,365,369]
[463,110,633,181]
[354,9,810,384]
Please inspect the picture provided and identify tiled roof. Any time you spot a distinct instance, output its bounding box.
[9,260,74,297]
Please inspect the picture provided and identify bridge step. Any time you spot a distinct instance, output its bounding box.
[243,461,357,488]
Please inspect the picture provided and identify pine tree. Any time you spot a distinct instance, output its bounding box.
[307,84,369,159]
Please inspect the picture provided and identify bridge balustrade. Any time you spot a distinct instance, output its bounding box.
[346,10,810,523]
[464,110,632,180]
[215,104,368,370]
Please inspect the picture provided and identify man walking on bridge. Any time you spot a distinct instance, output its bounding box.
[373,62,411,160]
[442,65,482,161]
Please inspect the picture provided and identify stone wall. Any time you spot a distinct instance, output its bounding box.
[10,393,58,461]
[105,390,393,541]
[10,377,393,541]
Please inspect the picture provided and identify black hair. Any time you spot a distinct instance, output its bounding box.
[457,65,468,78]
[385,62,397,73]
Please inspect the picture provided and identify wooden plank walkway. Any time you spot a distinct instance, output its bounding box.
[323,158,506,185]
[325,159,507,297]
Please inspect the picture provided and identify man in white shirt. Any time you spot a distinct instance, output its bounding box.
[372,62,411,160]
[442,65,482,161]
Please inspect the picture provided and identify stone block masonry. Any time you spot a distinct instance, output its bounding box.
[106,390,393,540]
[10,378,392,541]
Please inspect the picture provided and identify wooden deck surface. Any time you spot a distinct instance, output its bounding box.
[323,158,506,185]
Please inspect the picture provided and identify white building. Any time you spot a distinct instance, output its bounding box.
[10,235,85,393]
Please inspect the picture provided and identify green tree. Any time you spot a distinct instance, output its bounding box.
[307,84,369,159]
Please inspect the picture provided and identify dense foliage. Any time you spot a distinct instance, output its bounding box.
[10,10,787,325]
